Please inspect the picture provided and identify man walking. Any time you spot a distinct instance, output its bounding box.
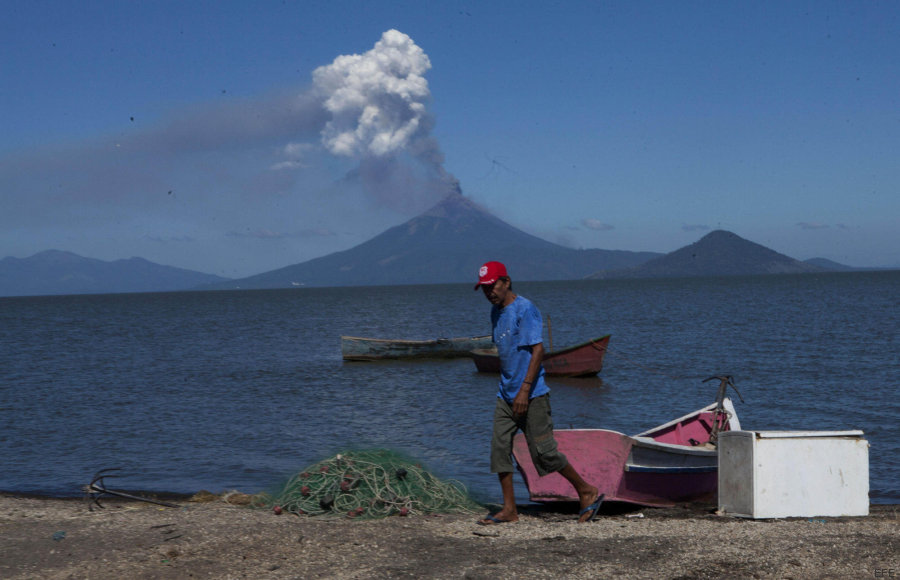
[474,261,601,524]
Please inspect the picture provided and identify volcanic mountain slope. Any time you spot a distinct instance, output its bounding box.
[211,193,659,289]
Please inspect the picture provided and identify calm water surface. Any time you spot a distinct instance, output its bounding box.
[1,272,897,504]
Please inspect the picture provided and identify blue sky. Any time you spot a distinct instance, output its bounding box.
[2,1,898,277]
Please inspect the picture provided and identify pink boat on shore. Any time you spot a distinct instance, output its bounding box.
[513,379,742,507]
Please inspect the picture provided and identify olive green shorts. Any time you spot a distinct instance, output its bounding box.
[490,394,568,476]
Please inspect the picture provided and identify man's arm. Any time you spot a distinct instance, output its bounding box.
[511,342,544,416]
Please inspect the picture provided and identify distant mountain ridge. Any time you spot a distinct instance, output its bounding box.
[589,230,825,279]
[3,197,878,297]
[204,193,660,290]
[0,250,229,297]
[802,257,887,272]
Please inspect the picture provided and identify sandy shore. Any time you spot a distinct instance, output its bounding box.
[1,493,897,579]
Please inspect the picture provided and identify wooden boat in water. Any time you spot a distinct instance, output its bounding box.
[470,335,611,378]
[513,382,741,507]
[341,335,493,361]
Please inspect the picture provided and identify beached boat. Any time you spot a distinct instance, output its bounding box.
[512,387,741,507]
[470,335,611,378]
[341,335,493,361]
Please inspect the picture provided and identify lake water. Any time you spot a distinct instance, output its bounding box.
[1,271,897,505]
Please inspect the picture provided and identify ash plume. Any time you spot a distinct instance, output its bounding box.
[0,29,460,267]
[312,29,460,211]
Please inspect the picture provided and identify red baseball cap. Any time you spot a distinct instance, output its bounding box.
[474,261,508,290]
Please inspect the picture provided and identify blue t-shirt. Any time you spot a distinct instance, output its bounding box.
[491,295,549,403]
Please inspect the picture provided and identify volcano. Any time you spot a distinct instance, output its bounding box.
[211,193,658,289]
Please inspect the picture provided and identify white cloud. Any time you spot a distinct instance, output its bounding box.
[270,142,316,170]
[581,218,614,231]
[313,30,433,159]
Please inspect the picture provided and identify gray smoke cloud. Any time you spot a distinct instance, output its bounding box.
[310,29,460,210]
[0,29,458,273]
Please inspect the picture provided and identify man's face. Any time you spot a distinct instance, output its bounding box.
[482,278,512,307]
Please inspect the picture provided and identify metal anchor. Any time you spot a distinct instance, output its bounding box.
[83,468,180,510]
[702,375,745,445]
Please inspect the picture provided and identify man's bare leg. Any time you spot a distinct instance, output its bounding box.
[478,472,520,524]
[558,463,601,522]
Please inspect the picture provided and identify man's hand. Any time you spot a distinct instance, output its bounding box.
[512,388,530,416]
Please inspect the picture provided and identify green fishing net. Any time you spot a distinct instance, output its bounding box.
[254,449,482,519]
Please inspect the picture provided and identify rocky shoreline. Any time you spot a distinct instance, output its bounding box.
[1,493,897,579]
